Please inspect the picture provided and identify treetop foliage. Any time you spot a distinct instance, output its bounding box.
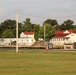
[0,18,76,41]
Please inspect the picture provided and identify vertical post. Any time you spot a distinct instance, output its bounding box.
[16,9,18,53]
[44,23,45,42]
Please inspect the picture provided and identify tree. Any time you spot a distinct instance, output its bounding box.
[43,19,58,26]
[71,25,76,33]
[2,29,14,38]
[0,25,3,37]
[0,19,16,38]
[60,19,74,30]
[54,24,61,31]
[23,18,33,32]
[0,19,16,30]
[33,24,40,41]
[64,20,74,26]
[11,28,16,38]
[39,24,55,41]
[0,19,23,38]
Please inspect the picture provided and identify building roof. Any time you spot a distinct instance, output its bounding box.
[54,30,75,38]
[54,34,69,38]
[68,30,75,33]
[23,32,34,35]
[55,31,63,35]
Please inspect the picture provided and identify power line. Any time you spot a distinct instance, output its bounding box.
[0,10,76,22]
[54,15,76,18]
[19,12,48,18]
[0,11,14,21]
[19,11,76,19]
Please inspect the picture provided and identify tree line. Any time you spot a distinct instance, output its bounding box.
[0,18,76,41]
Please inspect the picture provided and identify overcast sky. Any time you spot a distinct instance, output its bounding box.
[0,0,76,25]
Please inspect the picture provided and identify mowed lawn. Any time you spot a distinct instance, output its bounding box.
[0,50,76,75]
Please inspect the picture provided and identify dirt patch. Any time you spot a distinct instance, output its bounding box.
[30,41,47,48]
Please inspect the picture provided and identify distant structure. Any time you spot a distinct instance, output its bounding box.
[50,30,76,49]
[0,32,36,47]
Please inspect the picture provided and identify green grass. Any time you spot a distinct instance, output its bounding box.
[0,50,76,75]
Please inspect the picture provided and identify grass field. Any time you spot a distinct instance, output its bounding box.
[0,49,76,75]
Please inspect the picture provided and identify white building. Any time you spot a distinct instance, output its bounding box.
[64,33,76,44]
[50,30,76,49]
[0,32,36,47]
[19,32,35,46]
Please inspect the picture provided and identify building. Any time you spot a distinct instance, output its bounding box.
[0,32,36,47]
[64,33,76,49]
[50,30,76,49]
[19,32,35,46]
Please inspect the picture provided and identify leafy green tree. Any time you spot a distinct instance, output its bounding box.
[23,18,33,32]
[60,19,74,30]
[45,24,55,41]
[0,25,3,37]
[54,24,61,31]
[0,19,23,38]
[64,20,74,26]
[39,26,43,39]
[43,19,58,26]
[18,23,24,37]
[0,19,16,30]
[33,24,40,41]
[39,24,55,41]
[0,19,16,38]
[2,29,14,38]
[71,25,76,33]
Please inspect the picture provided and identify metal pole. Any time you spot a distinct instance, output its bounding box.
[16,9,18,53]
[44,23,45,42]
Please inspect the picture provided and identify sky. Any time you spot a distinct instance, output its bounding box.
[0,0,76,25]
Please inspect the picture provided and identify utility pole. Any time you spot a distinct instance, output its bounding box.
[16,9,18,53]
[44,23,45,42]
